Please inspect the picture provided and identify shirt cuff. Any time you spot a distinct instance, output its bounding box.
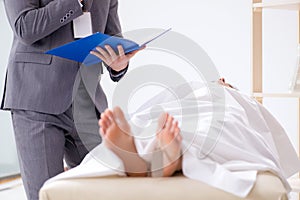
[110,69,126,78]
[102,62,127,78]
[77,0,83,7]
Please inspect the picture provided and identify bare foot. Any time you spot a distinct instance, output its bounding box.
[99,107,148,177]
[156,113,182,177]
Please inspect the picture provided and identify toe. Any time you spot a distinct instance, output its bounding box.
[99,127,105,137]
[105,109,114,125]
[165,115,174,130]
[99,119,107,134]
[100,112,110,133]
[170,121,178,134]
[157,112,168,132]
[113,106,126,124]
[113,106,131,134]
[175,127,182,142]
[100,113,109,128]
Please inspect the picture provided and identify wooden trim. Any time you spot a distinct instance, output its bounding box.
[253,92,300,98]
[254,97,263,104]
[253,0,300,10]
[299,11,300,43]
[251,0,263,95]
[0,174,21,184]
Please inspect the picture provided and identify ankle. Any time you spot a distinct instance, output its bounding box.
[162,159,179,177]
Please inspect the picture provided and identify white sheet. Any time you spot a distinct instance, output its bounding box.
[45,82,300,198]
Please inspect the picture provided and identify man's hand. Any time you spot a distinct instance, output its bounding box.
[90,45,144,72]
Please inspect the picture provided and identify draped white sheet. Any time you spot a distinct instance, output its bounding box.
[46,82,300,198]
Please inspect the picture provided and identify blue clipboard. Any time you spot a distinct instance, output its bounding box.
[46,28,171,66]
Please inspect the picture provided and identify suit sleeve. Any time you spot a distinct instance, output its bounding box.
[103,0,128,82]
[104,0,122,37]
[4,0,83,45]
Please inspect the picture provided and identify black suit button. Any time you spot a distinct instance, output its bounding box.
[69,10,74,15]
[60,18,64,23]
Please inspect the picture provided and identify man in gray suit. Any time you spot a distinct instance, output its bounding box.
[1,0,138,199]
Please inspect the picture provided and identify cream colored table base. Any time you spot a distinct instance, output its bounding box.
[39,172,287,200]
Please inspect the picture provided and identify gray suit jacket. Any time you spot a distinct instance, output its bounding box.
[1,0,126,114]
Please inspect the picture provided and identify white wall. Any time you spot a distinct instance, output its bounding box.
[118,0,252,93]
[0,1,20,177]
[262,5,298,151]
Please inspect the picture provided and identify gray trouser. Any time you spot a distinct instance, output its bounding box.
[11,103,101,200]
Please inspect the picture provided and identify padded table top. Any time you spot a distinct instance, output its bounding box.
[40,172,287,200]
